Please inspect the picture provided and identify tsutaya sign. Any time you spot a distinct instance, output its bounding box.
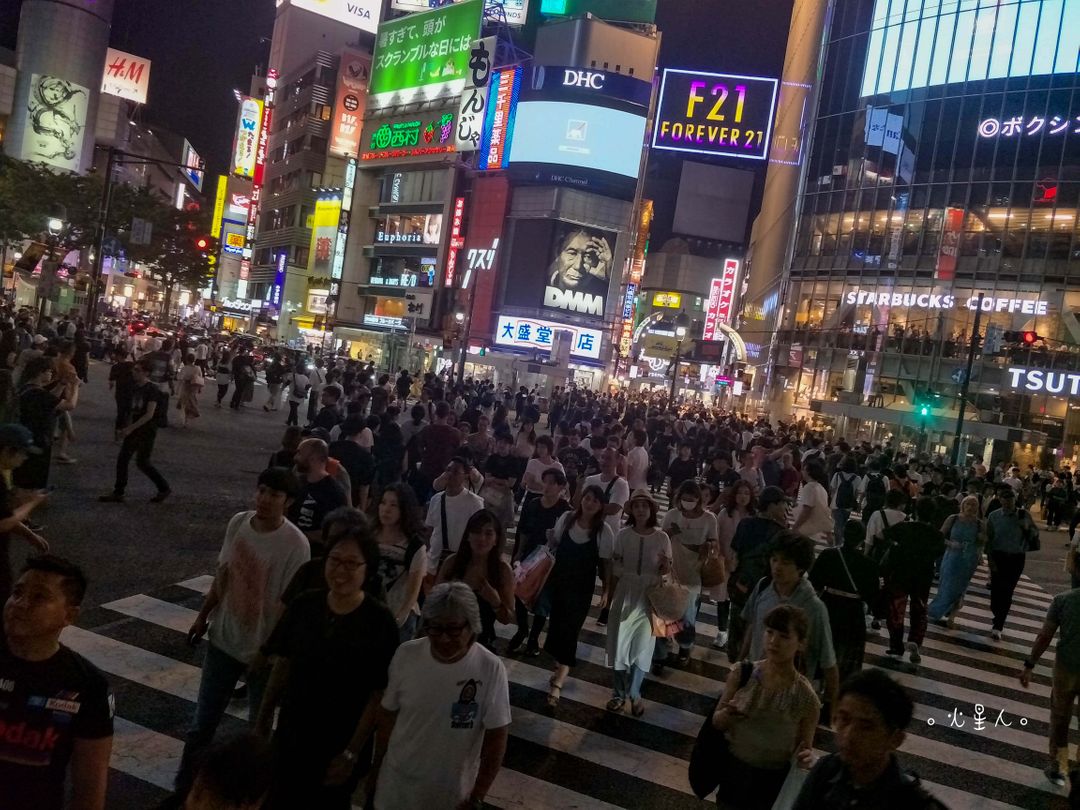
[1007,367,1080,396]
[844,289,1049,315]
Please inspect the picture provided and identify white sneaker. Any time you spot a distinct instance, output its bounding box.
[906,641,921,664]
[713,631,728,649]
[991,628,1002,641]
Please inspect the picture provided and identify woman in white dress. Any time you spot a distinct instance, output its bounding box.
[606,489,671,717]
[176,354,204,427]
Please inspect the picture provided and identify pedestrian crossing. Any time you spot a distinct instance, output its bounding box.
[66,511,1075,809]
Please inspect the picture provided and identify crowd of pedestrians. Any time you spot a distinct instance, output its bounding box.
[6,321,1080,807]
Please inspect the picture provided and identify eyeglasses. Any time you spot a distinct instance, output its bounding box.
[426,622,469,638]
[326,556,367,573]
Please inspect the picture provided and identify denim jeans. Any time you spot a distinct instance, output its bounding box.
[832,508,851,545]
[398,612,419,644]
[176,643,267,792]
[612,666,647,700]
[653,589,703,660]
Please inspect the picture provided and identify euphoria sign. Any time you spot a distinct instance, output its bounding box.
[652,69,778,162]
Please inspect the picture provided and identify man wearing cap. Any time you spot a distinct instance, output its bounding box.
[986,485,1041,641]
[0,424,49,606]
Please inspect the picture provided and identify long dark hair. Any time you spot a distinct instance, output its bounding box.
[572,484,608,540]
[723,480,757,517]
[371,482,424,541]
[450,509,507,587]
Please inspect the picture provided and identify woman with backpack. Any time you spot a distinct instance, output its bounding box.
[928,495,986,628]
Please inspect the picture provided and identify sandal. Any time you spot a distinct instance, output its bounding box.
[547,677,562,708]
[606,697,625,712]
[631,699,645,717]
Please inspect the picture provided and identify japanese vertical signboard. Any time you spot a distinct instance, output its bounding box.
[936,206,964,281]
[100,48,151,104]
[455,37,495,152]
[329,49,371,157]
[444,196,467,288]
[368,0,484,109]
[479,66,522,170]
[231,97,264,179]
[308,199,343,277]
[702,259,740,340]
[211,176,227,239]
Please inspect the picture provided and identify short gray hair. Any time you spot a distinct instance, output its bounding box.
[422,582,482,635]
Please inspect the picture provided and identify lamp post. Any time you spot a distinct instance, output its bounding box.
[454,310,467,384]
[38,214,67,326]
[670,311,690,402]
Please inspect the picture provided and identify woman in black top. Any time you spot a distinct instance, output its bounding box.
[507,469,571,656]
[14,357,75,490]
[435,509,515,649]
[257,521,399,809]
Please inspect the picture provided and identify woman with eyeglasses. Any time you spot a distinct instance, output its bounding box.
[367,582,511,810]
[435,509,515,649]
[255,520,399,808]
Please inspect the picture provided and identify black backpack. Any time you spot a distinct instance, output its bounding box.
[864,473,887,513]
[836,473,857,510]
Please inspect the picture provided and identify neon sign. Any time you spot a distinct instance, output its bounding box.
[978,115,1080,138]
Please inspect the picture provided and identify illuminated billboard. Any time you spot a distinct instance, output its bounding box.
[284,0,382,33]
[329,49,371,157]
[862,0,1080,97]
[495,315,603,361]
[181,140,204,193]
[702,259,740,341]
[539,0,656,24]
[101,48,151,104]
[231,97,264,179]
[22,75,89,173]
[653,69,779,162]
[391,0,529,26]
[503,219,614,324]
[308,199,342,276]
[479,66,523,170]
[362,112,457,161]
[368,0,483,109]
[508,101,646,195]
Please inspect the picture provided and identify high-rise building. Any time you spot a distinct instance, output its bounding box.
[744,0,1080,464]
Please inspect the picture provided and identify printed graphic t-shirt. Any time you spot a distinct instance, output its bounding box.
[0,639,114,810]
[376,638,511,810]
[208,511,310,664]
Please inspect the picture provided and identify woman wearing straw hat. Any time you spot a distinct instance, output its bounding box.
[605,488,671,716]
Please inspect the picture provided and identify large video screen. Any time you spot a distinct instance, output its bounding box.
[507,101,647,193]
[862,0,1080,97]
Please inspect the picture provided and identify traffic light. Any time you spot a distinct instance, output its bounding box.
[1003,330,1041,345]
[1021,330,1039,345]
[194,235,210,251]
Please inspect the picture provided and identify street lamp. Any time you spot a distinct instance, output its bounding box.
[47,218,64,236]
[670,311,690,402]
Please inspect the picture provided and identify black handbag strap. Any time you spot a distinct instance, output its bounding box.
[440,493,450,558]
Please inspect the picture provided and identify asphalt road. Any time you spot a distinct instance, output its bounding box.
[10,362,288,607]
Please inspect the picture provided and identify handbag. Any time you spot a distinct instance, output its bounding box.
[639,528,690,621]
[688,660,754,799]
[770,760,808,810]
[514,546,556,610]
[650,611,684,638]
[700,552,727,589]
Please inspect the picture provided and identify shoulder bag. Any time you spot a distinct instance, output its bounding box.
[820,548,863,610]
[645,533,691,633]
[688,661,754,799]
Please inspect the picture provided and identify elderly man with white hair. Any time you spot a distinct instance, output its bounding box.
[368,582,511,810]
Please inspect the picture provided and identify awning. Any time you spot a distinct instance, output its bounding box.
[809,400,1048,444]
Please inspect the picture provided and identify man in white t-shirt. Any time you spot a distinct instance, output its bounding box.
[371,584,510,810]
[584,447,630,624]
[426,457,485,570]
[176,468,309,794]
[625,428,650,491]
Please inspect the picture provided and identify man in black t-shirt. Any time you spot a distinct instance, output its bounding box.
[288,438,347,548]
[1,555,113,810]
[99,362,171,503]
[329,417,377,510]
[107,347,135,432]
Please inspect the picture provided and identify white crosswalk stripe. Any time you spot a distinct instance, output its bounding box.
[70,495,1073,809]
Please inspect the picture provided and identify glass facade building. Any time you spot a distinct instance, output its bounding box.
[769,0,1080,459]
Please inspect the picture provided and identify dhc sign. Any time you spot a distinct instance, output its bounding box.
[563,70,605,90]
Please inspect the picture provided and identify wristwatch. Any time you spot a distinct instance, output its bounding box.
[341,749,357,762]
[1023,659,1035,670]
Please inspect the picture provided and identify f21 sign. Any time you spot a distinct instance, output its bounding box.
[652,69,778,162]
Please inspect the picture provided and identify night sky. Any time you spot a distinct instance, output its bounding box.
[1,0,794,241]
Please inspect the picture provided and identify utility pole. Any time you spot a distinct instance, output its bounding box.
[87,146,116,331]
[950,293,984,466]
